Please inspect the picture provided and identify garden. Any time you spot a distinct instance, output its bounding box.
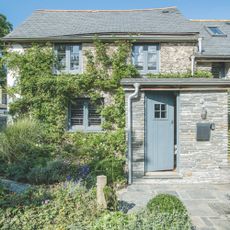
[0,40,198,229]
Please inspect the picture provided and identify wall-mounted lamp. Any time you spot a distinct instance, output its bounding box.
[201,107,207,120]
[200,99,207,120]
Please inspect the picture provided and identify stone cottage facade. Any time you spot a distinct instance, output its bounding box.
[2,7,230,183]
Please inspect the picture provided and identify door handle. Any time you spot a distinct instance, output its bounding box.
[171,120,174,124]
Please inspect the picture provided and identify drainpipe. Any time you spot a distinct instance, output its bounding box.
[198,37,203,54]
[127,83,140,185]
[191,55,195,76]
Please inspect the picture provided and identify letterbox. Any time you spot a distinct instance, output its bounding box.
[196,123,211,141]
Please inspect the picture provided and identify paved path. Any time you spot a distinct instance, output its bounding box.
[118,183,230,230]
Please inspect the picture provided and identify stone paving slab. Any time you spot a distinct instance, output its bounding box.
[118,183,230,230]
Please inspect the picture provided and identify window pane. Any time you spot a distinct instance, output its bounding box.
[161,104,166,111]
[155,111,160,118]
[161,111,167,118]
[88,99,103,127]
[70,45,80,70]
[147,45,157,71]
[208,27,224,35]
[56,45,66,70]
[154,104,160,111]
[70,99,84,126]
[148,46,157,53]
[133,46,144,70]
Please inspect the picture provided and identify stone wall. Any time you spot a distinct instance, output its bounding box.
[125,91,145,178]
[160,42,196,73]
[179,91,229,183]
[126,89,230,183]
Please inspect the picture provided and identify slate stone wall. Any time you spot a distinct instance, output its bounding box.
[125,89,230,183]
[179,91,229,183]
[160,42,196,74]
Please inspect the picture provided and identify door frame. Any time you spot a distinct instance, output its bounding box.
[144,91,180,173]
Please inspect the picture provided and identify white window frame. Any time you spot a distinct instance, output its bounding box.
[54,44,82,74]
[132,44,160,75]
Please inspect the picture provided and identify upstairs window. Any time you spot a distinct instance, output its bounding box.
[132,44,159,74]
[212,63,226,78]
[207,27,225,36]
[55,44,82,73]
[69,98,103,131]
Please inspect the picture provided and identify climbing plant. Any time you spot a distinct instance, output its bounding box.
[4,40,138,142]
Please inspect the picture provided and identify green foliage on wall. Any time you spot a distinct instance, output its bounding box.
[5,40,138,142]
[147,70,212,78]
[2,40,139,185]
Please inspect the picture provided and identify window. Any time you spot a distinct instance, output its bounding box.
[1,91,7,105]
[132,44,159,74]
[69,98,103,131]
[212,63,226,78]
[154,103,167,119]
[55,44,81,73]
[207,27,225,36]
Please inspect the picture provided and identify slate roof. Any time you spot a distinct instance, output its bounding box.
[191,20,230,57]
[3,7,199,40]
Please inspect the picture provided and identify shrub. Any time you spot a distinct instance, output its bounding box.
[131,209,192,230]
[104,185,118,211]
[27,160,78,185]
[91,156,126,185]
[147,70,212,78]
[62,130,127,185]
[92,211,135,230]
[0,118,49,163]
[147,194,187,214]
[0,182,99,229]
[0,118,53,182]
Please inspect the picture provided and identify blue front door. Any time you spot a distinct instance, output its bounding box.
[145,92,175,171]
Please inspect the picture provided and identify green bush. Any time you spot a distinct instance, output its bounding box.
[147,194,187,214]
[147,70,212,78]
[27,160,78,185]
[131,209,192,230]
[93,209,192,230]
[104,185,119,211]
[0,118,53,182]
[93,211,135,230]
[62,130,127,185]
[0,184,192,230]
[91,156,125,185]
[0,118,49,163]
[0,182,99,230]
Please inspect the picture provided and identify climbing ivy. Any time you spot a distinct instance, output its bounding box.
[4,40,138,141]
[4,40,213,141]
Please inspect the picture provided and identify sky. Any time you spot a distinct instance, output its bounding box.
[1,0,230,28]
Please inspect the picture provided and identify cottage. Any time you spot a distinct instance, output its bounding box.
[2,7,230,183]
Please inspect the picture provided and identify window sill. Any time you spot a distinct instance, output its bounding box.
[54,69,82,75]
[67,128,103,133]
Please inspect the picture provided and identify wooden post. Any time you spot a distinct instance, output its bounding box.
[96,175,107,209]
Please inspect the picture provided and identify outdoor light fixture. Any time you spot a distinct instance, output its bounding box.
[200,99,207,120]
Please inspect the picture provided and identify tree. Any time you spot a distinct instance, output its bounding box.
[0,13,12,45]
[0,13,12,85]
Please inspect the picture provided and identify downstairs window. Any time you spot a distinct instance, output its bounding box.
[69,98,103,131]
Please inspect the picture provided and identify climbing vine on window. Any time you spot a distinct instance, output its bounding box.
[4,40,138,142]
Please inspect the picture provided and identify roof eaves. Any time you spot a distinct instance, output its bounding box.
[120,78,230,87]
[35,6,177,13]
